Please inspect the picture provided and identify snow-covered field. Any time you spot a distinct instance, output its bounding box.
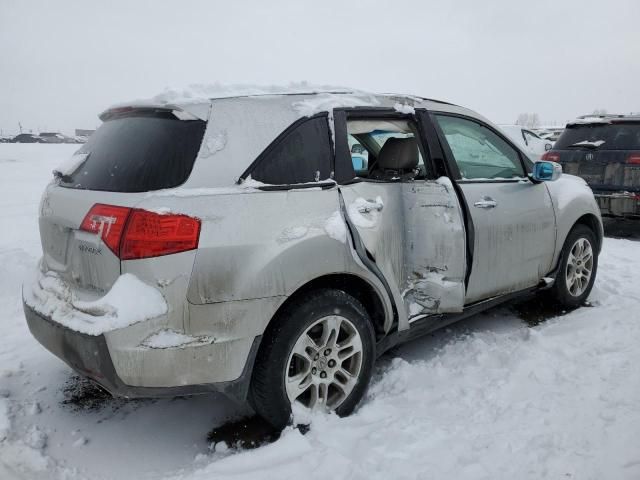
[1,144,639,480]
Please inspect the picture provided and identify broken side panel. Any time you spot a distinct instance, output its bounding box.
[341,178,466,331]
[402,178,466,318]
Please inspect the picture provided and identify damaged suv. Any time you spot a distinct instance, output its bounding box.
[24,89,603,428]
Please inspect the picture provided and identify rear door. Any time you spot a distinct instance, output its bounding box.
[334,110,467,327]
[431,113,556,304]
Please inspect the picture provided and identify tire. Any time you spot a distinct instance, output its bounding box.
[249,289,376,430]
[548,224,599,308]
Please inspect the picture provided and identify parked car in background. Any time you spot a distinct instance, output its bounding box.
[10,133,41,143]
[499,125,553,159]
[38,132,65,144]
[38,132,77,144]
[543,114,640,219]
[23,90,603,429]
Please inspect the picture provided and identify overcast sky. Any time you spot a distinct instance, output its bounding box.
[1,0,639,135]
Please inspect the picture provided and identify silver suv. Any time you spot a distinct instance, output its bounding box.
[23,90,603,428]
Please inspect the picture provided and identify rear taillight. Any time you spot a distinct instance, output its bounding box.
[80,204,132,256]
[80,204,201,260]
[120,210,201,260]
[541,151,560,162]
[626,153,640,165]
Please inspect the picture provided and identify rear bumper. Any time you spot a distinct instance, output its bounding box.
[23,301,260,402]
[594,192,640,218]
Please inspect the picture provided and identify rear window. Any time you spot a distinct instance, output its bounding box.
[60,113,206,192]
[555,123,640,150]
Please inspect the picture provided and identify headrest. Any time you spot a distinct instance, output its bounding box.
[377,137,419,171]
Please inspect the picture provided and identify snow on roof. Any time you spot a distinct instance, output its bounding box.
[101,82,458,122]
[151,82,354,104]
[568,116,613,125]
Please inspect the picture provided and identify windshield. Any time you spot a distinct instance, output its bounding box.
[555,123,640,150]
[59,113,206,192]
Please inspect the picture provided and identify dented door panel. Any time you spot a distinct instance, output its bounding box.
[341,179,466,329]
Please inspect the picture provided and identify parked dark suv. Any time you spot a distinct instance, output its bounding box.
[543,115,640,218]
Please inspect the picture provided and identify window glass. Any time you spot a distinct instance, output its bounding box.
[435,115,525,180]
[348,134,369,172]
[252,116,332,184]
[346,120,426,180]
[61,113,206,192]
[554,123,640,150]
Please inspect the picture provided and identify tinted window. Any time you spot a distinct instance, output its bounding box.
[252,116,332,184]
[435,115,525,180]
[555,123,640,150]
[60,113,206,192]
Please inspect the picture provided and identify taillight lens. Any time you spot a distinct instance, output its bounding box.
[120,210,201,260]
[80,204,201,260]
[541,151,560,162]
[80,204,132,256]
[626,153,640,165]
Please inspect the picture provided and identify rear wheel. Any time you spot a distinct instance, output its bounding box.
[548,224,598,308]
[249,289,376,429]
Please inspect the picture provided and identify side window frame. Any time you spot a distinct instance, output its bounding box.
[333,107,435,184]
[238,113,336,190]
[429,112,533,183]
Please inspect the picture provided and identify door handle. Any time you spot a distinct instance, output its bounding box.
[357,200,384,214]
[474,196,497,209]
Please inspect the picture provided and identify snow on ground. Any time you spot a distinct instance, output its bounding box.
[1,144,639,480]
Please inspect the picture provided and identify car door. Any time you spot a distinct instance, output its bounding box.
[430,113,556,304]
[333,110,467,329]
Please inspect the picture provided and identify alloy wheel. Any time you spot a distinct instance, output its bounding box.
[285,315,363,411]
[565,237,594,297]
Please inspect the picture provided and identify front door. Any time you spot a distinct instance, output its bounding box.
[430,113,556,304]
[334,111,467,328]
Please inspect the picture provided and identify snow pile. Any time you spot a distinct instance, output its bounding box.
[141,329,213,349]
[52,152,86,177]
[277,226,309,244]
[23,271,168,336]
[347,197,384,228]
[145,82,353,106]
[393,102,415,114]
[292,91,380,117]
[568,117,612,125]
[570,139,606,147]
[324,211,347,243]
[199,131,227,158]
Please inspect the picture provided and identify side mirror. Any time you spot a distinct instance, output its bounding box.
[544,143,552,151]
[532,161,562,182]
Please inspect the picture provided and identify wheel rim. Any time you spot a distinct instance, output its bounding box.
[285,315,363,411]
[565,237,594,297]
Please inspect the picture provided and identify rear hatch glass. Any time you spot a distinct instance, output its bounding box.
[555,123,640,150]
[553,122,640,191]
[59,111,206,192]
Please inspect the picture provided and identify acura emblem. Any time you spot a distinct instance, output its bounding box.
[585,153,594,161]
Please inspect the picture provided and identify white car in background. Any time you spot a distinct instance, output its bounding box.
[499,125,553,160]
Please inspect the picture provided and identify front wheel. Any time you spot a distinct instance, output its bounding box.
[548,224,599,308]
[249,289,376,429]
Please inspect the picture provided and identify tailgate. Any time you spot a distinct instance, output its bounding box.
[556,149,640,192]
[39,184,141,297]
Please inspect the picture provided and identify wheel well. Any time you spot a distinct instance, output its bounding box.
[573,213,603,251]
[271,274,388,340]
